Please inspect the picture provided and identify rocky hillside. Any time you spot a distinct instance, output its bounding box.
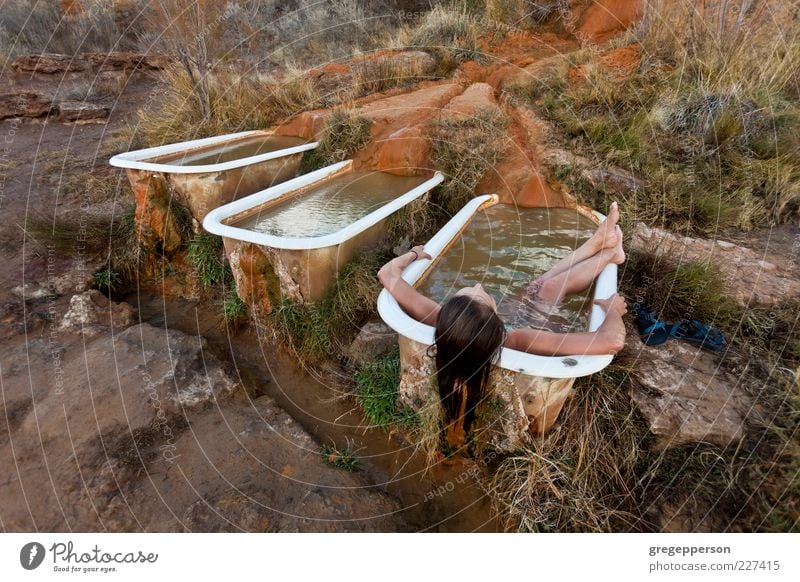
[1,0,798,532]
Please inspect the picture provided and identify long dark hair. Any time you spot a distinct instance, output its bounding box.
[434,294,506,441]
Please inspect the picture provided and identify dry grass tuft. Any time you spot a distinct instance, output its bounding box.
[0,0,133,57]
[137,67,321,147]
[300,107,372,173]
[430,109,510,215]
[397,4,486,76]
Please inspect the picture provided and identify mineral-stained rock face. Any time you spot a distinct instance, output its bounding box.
[626,334,756,449]
[0,91,52,119]
[630,222,800,307]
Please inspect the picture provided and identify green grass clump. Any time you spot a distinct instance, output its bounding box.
[622,252,738,329]
[222,282,248,325]
[430,109,509,216]
[320,442,361,472]
[187,232,226,288]
[268,250,389,364]
[93,267,121,293]
[354,347,419,432]
[300,107,372,173]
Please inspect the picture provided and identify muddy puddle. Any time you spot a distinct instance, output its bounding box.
[232,170,426,238]
[160,134,308,166]
[417,205,598,333]
[127,291,499,532]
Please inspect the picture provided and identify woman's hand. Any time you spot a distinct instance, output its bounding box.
[378,246,432,290]
[408,245,432,262]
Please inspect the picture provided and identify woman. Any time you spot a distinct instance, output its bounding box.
[378,202,628,446]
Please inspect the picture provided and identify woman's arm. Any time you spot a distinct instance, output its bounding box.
[378,245,441,326]
[505,294,627,356]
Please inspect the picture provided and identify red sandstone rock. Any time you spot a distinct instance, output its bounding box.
[372,125,432,176]
[574,0,645,43]
[274,109,329,140]
[0,92,52,119]
[443,82,500,118]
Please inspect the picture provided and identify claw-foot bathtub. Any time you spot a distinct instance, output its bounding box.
[376,195,617,451]
[202,160,444,312]
[110,130,318,231]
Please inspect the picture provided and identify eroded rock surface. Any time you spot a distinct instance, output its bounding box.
[626,334,755,449]
[0,323,408,531]
[630,222,800,307]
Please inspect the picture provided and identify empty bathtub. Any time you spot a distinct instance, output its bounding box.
[110,130,318,224]
[203,160,444,310]
[377,195,617,450]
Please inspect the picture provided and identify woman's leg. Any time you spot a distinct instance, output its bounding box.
[535,202,620,281]
[534,232,624,304]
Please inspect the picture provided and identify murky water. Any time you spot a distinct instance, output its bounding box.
[233,170,427,238]
[417,205,598,333]
[161,135,308,166]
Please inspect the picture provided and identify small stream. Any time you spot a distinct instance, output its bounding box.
[126,291,501,532]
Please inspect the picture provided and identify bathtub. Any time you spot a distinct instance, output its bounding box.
[110,130,318,225]
[203,160,444,310]
[376,195,618,450]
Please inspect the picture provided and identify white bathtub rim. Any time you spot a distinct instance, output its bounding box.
[109,129,318,174]
[202,163,445,250]
[376,196,617,379]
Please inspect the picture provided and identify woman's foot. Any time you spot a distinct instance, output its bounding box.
[611,225,626,264]
[591,201,620,252]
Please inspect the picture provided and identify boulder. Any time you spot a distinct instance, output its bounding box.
[274,109,329,140]
[630,222,800,307]
[59,289,136,336]
[627,333,756,449]
[544,147,643,195]
[0,91,52,119]
[358,83,464,128]
[347,320,398,366]
[55,100,110,123]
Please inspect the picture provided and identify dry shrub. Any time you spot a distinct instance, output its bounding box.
[137,67,320,147]
[351,51,435,97]
[523,0,800,233]
[300,107,372,172]
[397,4,486,75]
[0,0,135,57]
[484,0,568,27]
